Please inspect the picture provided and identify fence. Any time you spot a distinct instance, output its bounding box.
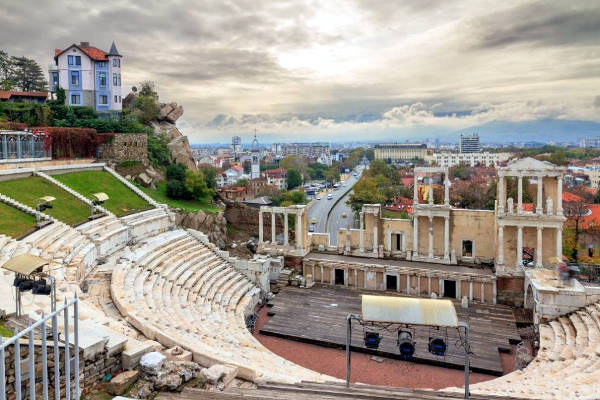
[0,297,79,400]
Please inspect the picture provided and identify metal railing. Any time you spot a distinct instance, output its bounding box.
[0,296,79,400]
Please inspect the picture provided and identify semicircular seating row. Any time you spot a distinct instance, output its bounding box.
[454,302,600,400]
[110,229,332,384]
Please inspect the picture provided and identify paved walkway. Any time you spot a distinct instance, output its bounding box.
[307,252,495,276]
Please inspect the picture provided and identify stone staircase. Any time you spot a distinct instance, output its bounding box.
[110,229,330,384]
[34,170,113,216]
[0,192,52,221]
[103,165,164,209]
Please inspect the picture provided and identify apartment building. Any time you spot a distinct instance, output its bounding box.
[429,151,513,167]
[459,133,481,153]
[373,143,428,161]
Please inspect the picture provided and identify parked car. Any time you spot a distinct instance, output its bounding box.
[327,194,333,200]
[308,225,315,232]
[316,196,322,200]
[342,212,347,218]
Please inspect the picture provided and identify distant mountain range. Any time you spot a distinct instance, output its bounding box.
[461,119,600,144]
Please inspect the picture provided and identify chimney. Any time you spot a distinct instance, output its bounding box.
[80,42,90,48]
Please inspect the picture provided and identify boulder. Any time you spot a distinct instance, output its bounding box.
[159,104,174,120]
[166,105,184,123]
[137,172,153,187]
[200,364,238,386]
[153,373,182,391]
[167,135,197,170]
[140,352,167,375]
[167,127,183,141]
[107,370,139,395]
[136,381,154,399]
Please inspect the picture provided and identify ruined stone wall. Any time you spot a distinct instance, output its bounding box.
[98,133,148,162]
[497,276,525,307]
[223,201,284,239]
[2,341,122,400]
[177,210,227,249]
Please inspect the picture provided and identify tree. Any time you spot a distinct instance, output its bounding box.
[325,164,340,184]
[286,168,302,189]
[148,134,171,167]
[0,50,13,90]
[280,155,308,177]
[242,160,252,174]
[365,148,375,161]
[236,178,249,187]
[564,199,590,261]
[451,164,469,180]
[9,56,47,92]
[347,177,386,216]
[185,169,212,200]
[139,81,158,98]
[134,95,159,124]
[200,166,217,189]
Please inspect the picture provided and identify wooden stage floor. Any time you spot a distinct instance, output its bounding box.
[259,284,521,376]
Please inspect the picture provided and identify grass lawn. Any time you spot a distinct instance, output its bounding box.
[382,209,410,219]
[138,182,220,215]
[0,176,90,225]
[0,201,36,238]
[54,170,153,216]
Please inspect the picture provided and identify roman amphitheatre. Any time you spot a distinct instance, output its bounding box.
[1,156,599,400]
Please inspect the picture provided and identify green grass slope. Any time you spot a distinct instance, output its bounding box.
[138,182,220,214]
[0,176,90,226]
[0,201,36,238]
[54,170,153,216]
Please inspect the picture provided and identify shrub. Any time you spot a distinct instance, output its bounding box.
[148,134,171,167]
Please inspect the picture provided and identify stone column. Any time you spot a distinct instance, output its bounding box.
[406,275,411,294]
[517,225,523,269]
[373,224,378,254]
[320,265,324,283]
[497,225,504,266]
[536,176,543,215]
[296,212,303,249]
[428,276,432,295]
[457,279,461,299]
[359,212,364,252]
[481,282,485,303]
[428,216,434,259]
[284,212,289,246]
[417,275,421,296]
[354,269,358,288]
[536,226,543,268]
[498,175,505,213]
[258,211,264,243]
[469,281,473,301]
[517,176,523,214]
[556,227,563,259]
[492,281,497,304]
[271,211,276,244]
[413,215,419,257]
[413,174,419,205]
[557,176,563,216]
[443,216,450,262]
[428,176,434,205]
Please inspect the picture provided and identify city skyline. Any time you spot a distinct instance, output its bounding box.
[1,0,599,143]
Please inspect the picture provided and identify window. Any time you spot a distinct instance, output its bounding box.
[51,72,58,86]
[99,95,108,105]
[113,73,121,86]
[71,94,80,105]
[68,55,74,65]
[113,59,120,67]
[71,71,79,85]
[118,74,121,86]
[99,72,106,87]
[97,61,107,68]
[114,95,118,103]
[75,56,81,65]
[462,240,473,257]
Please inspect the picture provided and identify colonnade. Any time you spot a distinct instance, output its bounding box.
[258,207,304,249]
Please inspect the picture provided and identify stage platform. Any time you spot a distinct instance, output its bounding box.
[260,285,522,376]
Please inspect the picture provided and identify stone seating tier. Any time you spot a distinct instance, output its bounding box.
[110,229,330,384]
[461,301,600,399]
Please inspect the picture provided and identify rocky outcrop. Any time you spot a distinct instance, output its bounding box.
[167,135,197,170]
[158,102,184,124]
[151,102,197,171]
[177,210,227,249]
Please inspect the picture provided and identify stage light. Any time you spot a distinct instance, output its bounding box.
[428,337,447,356]
[32,278,51,295]
[397,330,415,359]
[364,331,382,349]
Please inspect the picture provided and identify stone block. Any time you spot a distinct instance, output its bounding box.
[164,346,192,362]
[140,352,167,375]
[122,339,154,370]
[107,370,139,395]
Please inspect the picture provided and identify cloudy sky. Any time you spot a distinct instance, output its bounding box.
[1,0,599,143]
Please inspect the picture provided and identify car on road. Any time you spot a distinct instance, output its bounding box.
[308,225,315,232]
[311,217,317,224]
[316,196,321,200]
[342,212,347,218]
[327,194,333,200]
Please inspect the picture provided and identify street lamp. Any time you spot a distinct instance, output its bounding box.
[35,196,55,227]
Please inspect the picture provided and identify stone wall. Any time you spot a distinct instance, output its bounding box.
[177,210,228,249]
[98,133,148,162]
[497,276,525,307]
[224,201,284,238]
[2,339,124,400]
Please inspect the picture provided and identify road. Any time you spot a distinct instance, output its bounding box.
[306,166,363,242]
[326,188,356,245]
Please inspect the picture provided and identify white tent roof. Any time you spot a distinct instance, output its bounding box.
[361,295,458,327]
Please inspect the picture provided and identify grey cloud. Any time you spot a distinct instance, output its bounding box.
[595,96,600,108]
[466,1,600,49]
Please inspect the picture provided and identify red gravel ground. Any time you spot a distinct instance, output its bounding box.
[254,306,516,390]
